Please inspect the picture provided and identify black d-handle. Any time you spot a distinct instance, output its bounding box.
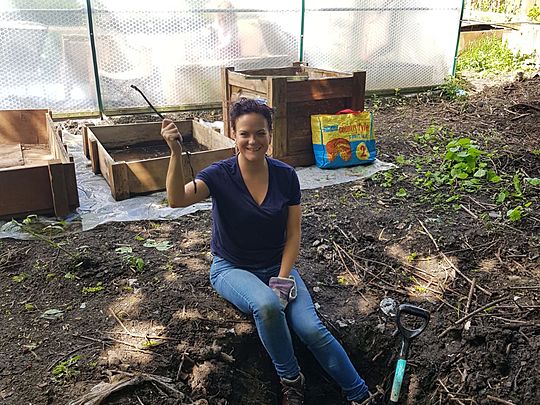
[396,304,430,341]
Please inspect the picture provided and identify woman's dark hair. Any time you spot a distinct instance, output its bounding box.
[229,98,274,131]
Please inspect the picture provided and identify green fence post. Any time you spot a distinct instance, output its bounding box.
[86,0,104,119]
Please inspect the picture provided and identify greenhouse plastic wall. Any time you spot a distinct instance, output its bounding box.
[303,0,463,91]
[90,1,300,111]
[0,0,462,114]
[0,0,97,113]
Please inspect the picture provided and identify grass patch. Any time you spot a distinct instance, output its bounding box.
[457,35,532,76]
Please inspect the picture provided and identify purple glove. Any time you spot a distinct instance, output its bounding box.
[269,276,297,309]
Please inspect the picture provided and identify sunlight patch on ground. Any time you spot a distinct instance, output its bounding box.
[355,290,382,315]
[103,298,171,368]
[477,257,497,272]
[180,230,210,250]
[173,306,203,320]
[109,294,143,317]
[385,243,456,300]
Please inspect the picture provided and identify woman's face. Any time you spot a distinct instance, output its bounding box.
[233,113,271,162]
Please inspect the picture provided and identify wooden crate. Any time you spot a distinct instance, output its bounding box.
[83,119,235,201]
[221,63,366,167]
[0,110,79,218]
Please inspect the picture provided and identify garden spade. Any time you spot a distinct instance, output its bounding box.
[388,303,430,404]
[130,84,197,192]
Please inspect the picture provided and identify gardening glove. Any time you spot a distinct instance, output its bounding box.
[269,276,297,309]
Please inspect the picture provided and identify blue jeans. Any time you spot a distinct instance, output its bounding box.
[210,256,369,401]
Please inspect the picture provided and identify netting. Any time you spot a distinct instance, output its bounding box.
[0,0,97,113]
[91,1,299,111]
[303,0,462,91]
[0,0,462,114]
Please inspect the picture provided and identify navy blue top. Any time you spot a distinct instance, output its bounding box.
[196,156,301,269]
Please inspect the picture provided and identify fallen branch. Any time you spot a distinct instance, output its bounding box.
[438,296,509,338]
[486,395,516,405]
[69,372,184,405]
[464,278,476,315]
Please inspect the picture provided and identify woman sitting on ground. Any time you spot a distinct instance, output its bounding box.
[161,98,373,404]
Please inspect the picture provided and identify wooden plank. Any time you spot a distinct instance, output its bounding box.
[97,143,115,187]
[89,138,100,174]
[110,162,129,201]
[0,109,49,145]
[82,124,94,158]
[0,144,23,169]
[183,149,236,182]
[279,153,314,168]
[287,77,354,103]
[228,70,268,94]
[48,160,70,217]
[192,120,235,150]
[304,66,352,78]
[287,99,348,118]
[351,71,367,111]
[20,144,53,167]
[229,86,265,103]
[0,165,53,218]
[288,136,313,154]
[46,114,71,163]
[267,77,288,159]
[127,158,169,194]
[238,67,302,76]
[221,67,233,138]
[88,121,192,149]
[63,162,80,208]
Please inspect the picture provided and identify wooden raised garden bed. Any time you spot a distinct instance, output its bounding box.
[0,109,79,218]
[221,63,366,167]
[83,119,235,201]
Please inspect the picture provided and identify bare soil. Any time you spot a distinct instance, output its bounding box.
[1,76,539,405]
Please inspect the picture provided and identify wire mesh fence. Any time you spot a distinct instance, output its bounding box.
[0,0,462,115]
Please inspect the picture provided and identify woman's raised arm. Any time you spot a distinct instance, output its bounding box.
[161,119,210,207]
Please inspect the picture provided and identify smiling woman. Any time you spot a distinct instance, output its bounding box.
[160,97,373,404]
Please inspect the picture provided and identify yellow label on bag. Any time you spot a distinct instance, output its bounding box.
[311,111,375,169]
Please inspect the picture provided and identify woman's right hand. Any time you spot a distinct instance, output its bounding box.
[161,119,183,155]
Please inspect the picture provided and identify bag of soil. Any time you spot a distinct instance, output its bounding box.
[311,109,376,169]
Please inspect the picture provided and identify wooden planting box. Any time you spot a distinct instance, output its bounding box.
[0,109,79,218]
[83,119,235,201]
[222,63,366,167]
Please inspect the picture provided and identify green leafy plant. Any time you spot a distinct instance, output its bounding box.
[51,355,81,381]
[528,6,540,22]
[12,273,28,283]
[507,206,523,222]
[13,216,83,267]
[395,155,411,165]
[438,75,469,100]
[442,138,501,190]
[143,239,173,251]
[374,170,394,188]
[82,282,105,295]
[414,124,443,145]
[395,188,408,198]
[115,246,145,272]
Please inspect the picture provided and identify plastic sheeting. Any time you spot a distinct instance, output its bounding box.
[0,124,395,239]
